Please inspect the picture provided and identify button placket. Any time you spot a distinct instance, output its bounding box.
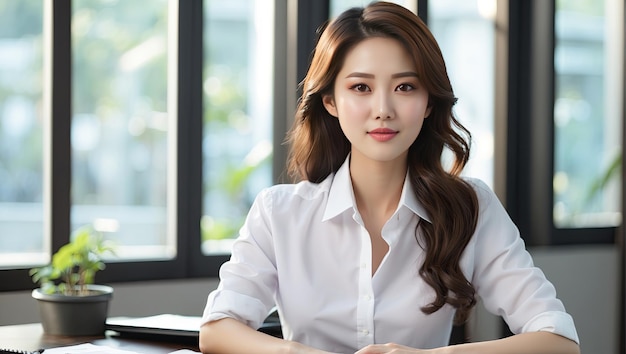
[356,226,375,348]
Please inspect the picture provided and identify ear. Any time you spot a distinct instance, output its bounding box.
[322,94,338,117]
[424,104,432,119]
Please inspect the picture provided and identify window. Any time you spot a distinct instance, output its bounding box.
[0,0,279,291]
[553,0,622,228]
[0,1,45,268]
[202,0,275,255]
[330,0,416,16]
[506,0,621,245]
[71,0,172,260]
[428,0,496,188]
[1,0,620,292]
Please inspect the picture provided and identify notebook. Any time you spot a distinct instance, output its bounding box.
[106,313,283,340]
[39,343,200,354]
[105,314,201,338]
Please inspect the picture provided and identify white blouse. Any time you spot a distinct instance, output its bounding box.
[202,158,579,352]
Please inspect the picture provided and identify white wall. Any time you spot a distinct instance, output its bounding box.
[0,278,219,326]
[0,245,620,353]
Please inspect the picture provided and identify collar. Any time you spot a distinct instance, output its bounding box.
[321,155,432,223]
[322,155,354,221]
[400,173,432,223]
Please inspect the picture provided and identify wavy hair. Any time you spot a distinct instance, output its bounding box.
[285,1,479,324]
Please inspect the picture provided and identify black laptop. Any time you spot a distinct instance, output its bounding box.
[106,314,201,340]
[106,312,282,340]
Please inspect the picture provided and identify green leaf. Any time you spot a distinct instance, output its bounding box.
[29,223,117,296]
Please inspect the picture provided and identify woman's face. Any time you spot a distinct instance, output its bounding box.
[323,37,431,167]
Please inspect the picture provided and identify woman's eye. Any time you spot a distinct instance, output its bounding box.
[351,84,370,92]
[396,83,415,92]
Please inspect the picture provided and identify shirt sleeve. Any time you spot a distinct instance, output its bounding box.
[201,188,278,330]
[465,179,579,344]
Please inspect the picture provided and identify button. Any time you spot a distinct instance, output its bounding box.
[361,329,370,335]
[364,294,372,301]
[360,263,367,269]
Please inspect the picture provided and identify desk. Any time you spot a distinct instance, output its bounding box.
[0,323,200,353]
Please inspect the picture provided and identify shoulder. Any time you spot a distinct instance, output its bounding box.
[461,177,498,204]
[459,177,517,239]
[458,177,506,218]
[460,176,491,194]
[256,175,333,211]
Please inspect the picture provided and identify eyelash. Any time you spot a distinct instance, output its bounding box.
[351,83,370,92]
[349,83,416,92]
[396,83,415,92]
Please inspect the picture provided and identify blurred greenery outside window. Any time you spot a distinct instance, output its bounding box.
[330,0,416,15]
[428,0,496,189]
[0,0,276,265]
[71,0,172,260]
[201,0,274,254]
[2,0,621,270]
[553,0,623,228]
[0,1,45,267]
[71,0,277,258]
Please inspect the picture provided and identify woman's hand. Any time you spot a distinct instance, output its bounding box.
[354,343,434,354]
[354,332,579,354]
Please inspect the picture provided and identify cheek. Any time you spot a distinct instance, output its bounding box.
[401,99,430,118]
[334,97,371,126]
[400,102,428,140]
[335,100,369,141]
[336,96,369,115]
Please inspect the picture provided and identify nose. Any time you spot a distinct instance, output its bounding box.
[375,91,394,120]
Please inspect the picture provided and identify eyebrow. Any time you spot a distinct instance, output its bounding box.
[345,71,419,79]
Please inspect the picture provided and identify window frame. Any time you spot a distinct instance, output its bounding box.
[0,0,620,295]
[506,0,622,341]
[0,0,279,291]
[506,0,618,246]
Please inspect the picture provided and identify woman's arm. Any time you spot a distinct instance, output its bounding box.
[199,317,339,354]
[355,332,580,354]
[440,332,580,354]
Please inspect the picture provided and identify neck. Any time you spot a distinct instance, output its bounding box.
[349,154,407,217]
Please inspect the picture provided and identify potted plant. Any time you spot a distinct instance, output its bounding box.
[29,224,116,336]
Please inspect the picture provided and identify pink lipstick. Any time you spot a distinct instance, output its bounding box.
[368,128,398,142]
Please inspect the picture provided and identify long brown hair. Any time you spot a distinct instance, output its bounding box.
[286,1,479,324]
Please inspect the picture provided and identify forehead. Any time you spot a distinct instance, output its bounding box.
[338,37,416,75]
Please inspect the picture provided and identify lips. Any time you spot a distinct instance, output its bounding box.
[368,128,398,142]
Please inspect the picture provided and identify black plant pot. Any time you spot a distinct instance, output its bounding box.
[31,284,113,336]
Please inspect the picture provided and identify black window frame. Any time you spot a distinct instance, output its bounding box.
[0,0,297,292]
[2,0,221,291]
[506,0,623,341]
[0,3,622,342]
[506,0,618,247]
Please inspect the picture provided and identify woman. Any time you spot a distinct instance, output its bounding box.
[199,2,580,353]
